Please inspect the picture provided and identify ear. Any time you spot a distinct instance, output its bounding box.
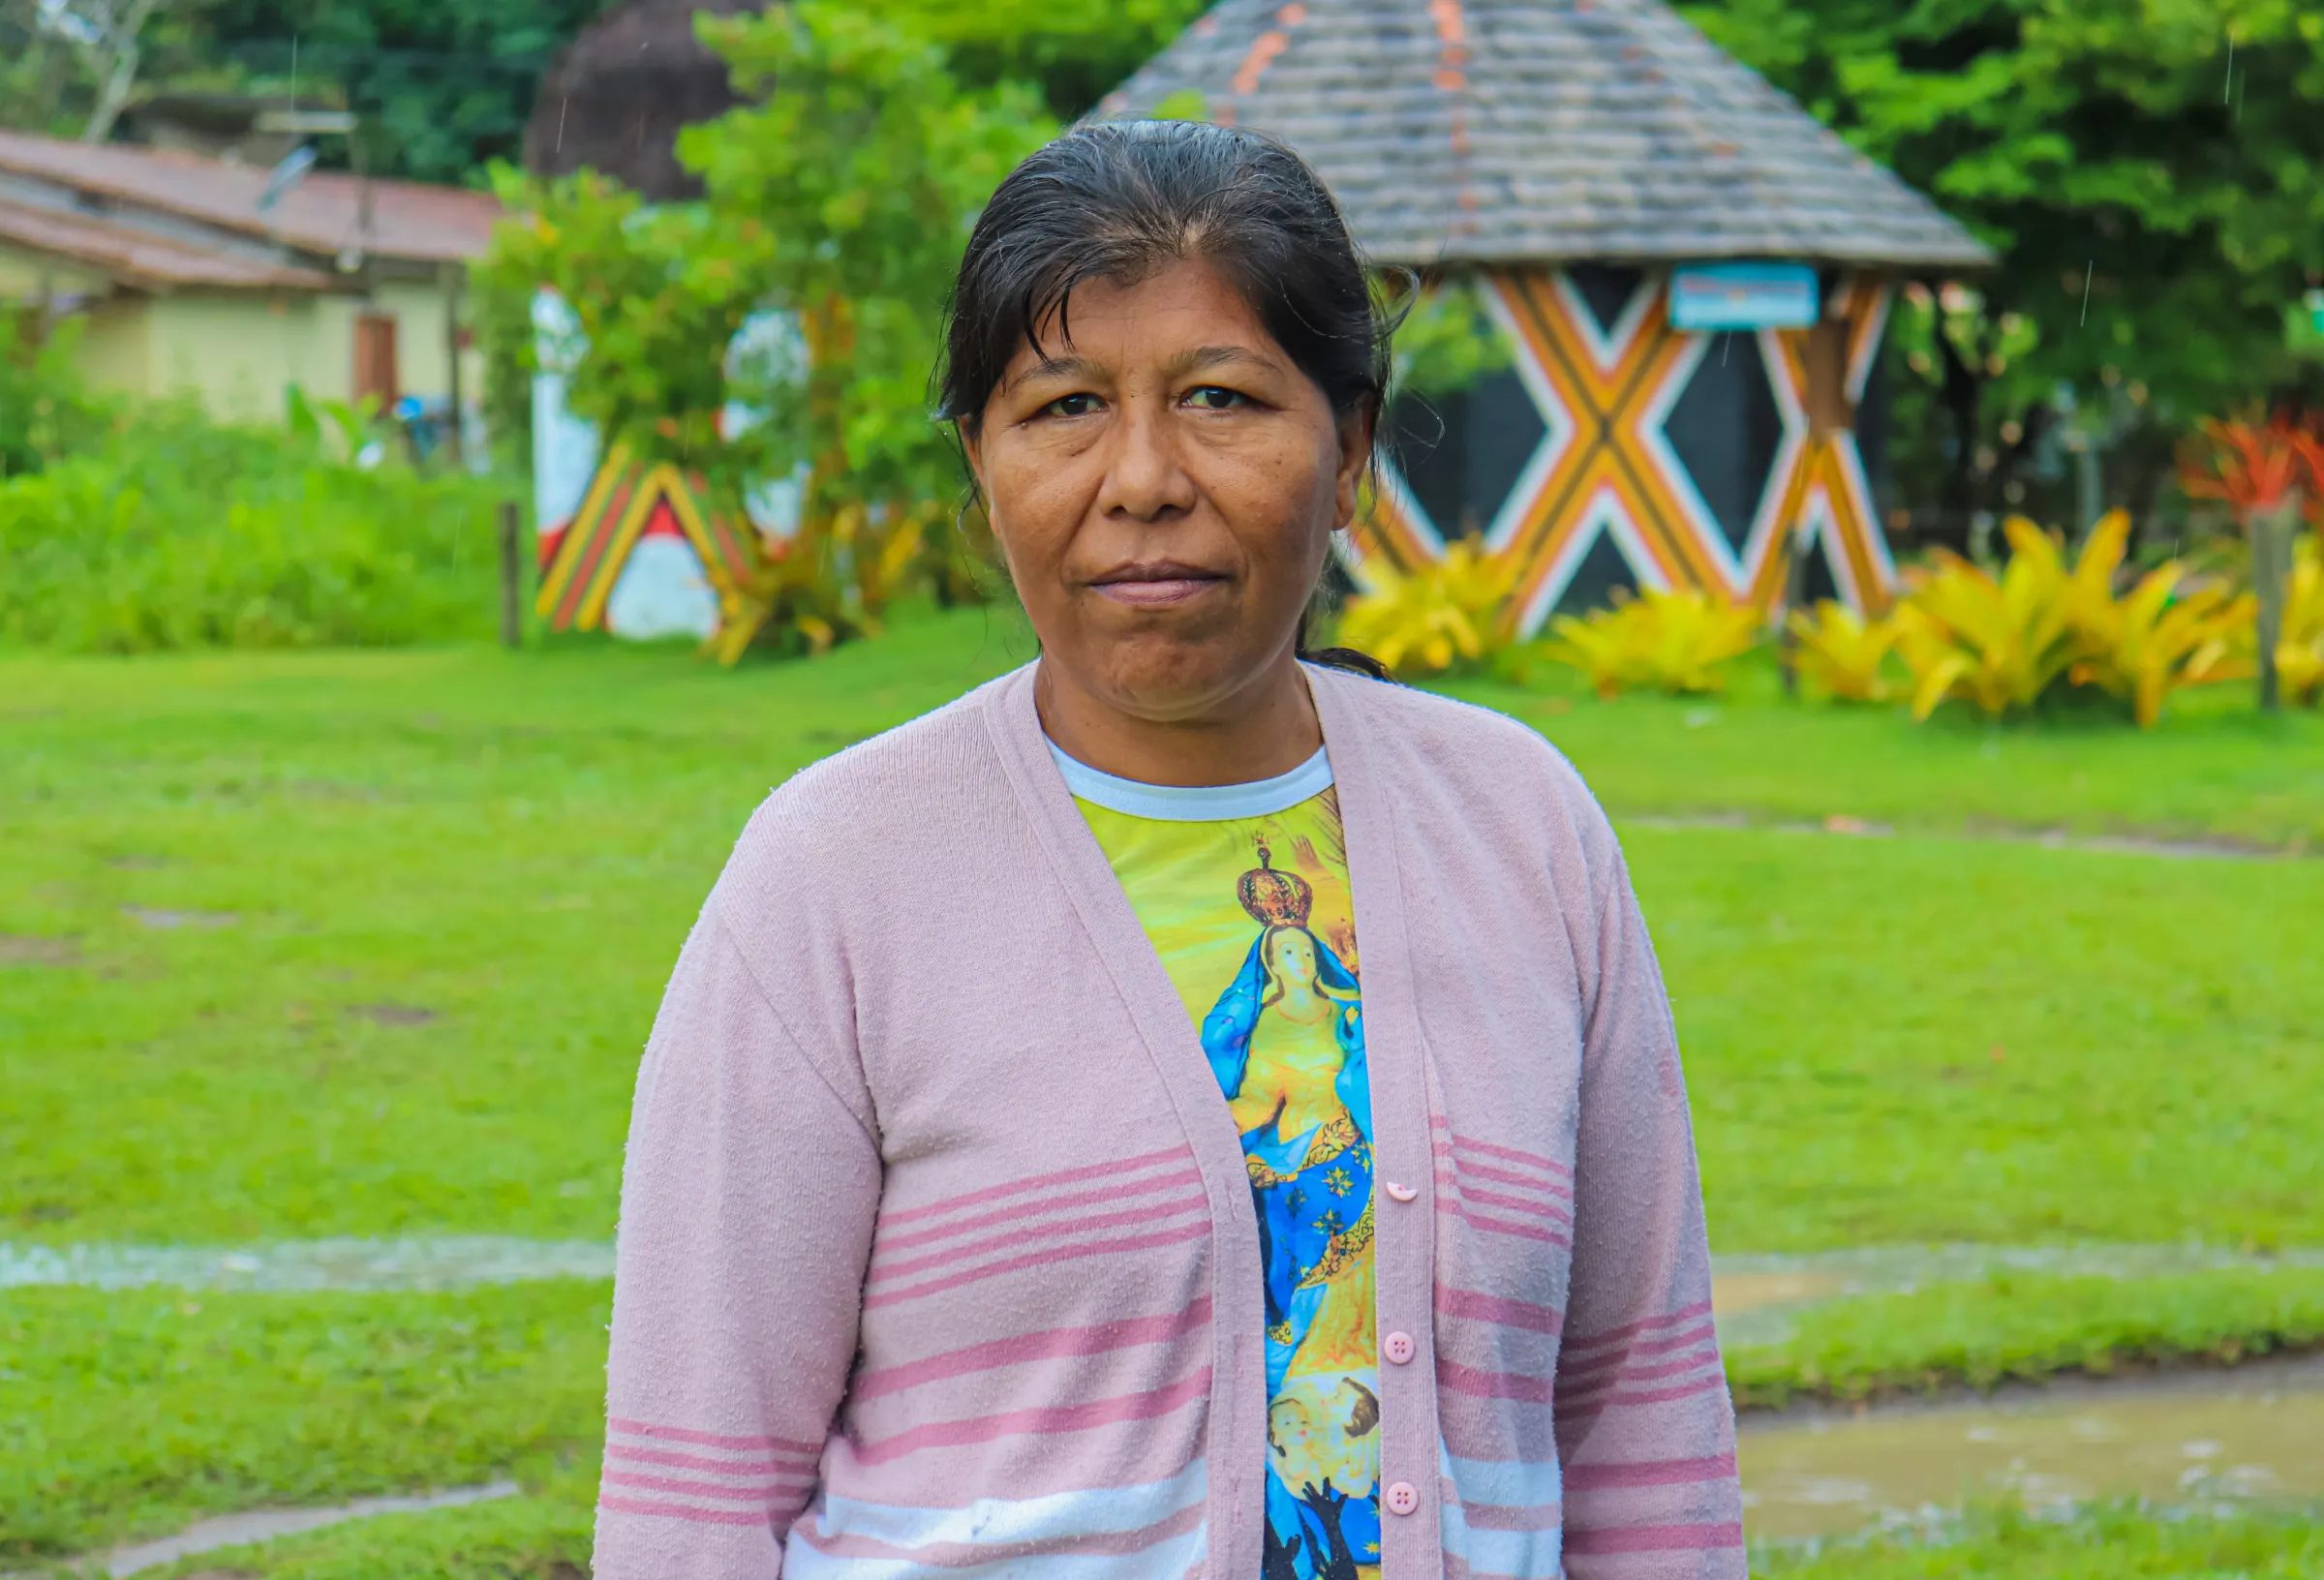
[1330,403,1377,533]
[957,419,988,503]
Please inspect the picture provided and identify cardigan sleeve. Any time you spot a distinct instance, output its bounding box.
[594,901,882,1580]
[1550,826,1747,1578]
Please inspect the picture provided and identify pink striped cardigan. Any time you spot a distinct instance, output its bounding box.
[597,662,1745,1580]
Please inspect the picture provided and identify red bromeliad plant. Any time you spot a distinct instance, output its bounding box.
[2178,414,2324,518]
[2180,414,2323,711]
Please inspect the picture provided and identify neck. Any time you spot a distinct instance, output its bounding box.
[1035,648,1322,788]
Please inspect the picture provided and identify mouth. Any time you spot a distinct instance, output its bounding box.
[1086,561,1231,609]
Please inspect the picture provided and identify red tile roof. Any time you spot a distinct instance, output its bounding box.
[0,197,332,289]
[0,129,503,265]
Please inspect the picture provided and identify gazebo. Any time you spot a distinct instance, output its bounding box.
[1098,0,1992,626]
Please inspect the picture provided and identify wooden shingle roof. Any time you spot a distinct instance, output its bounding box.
[1095,0,1993,269]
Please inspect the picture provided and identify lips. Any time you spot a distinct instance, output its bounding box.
[1088,562,1229,609]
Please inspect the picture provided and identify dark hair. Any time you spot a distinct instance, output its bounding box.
[939,119,1393,681]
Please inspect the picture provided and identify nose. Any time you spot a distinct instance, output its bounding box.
[1096,393,1198,525]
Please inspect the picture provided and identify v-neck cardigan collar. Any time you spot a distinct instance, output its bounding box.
[982,661,1447,1580]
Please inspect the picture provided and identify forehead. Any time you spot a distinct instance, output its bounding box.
[1005,258,1277,373]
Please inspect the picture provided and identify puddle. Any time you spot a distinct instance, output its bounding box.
[0,1237,615,1293]
[121,908,237,930]
[1737,1353,2324,1540]
[347,1002,441,1027]
[101,1481,518,1576]
[1713,1270,1850,1320]
[0,934,79,967]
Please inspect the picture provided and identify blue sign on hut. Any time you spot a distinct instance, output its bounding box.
[1096,0,1992,628]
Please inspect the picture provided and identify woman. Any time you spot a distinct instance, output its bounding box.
[596,121,1744,1580]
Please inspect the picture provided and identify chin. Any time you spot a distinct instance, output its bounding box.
[1099,637,1257,715]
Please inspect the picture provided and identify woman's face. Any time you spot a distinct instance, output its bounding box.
[963,258,1370,725]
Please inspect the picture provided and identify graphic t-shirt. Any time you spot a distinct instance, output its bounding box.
[1055,743,1381,1580]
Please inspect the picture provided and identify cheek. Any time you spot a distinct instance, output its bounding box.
[982,443,1087,570]
[1201,426,1344,546]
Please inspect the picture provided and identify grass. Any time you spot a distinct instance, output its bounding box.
[2,608,2319,1559]
[1728,1265,2324,1410]
[1757,1504,2324,1578]
[1446,657,2324,851]
[1636,823,2324,1251]
[0,1283,608,1563]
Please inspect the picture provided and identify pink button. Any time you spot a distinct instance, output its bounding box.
[1385,1480,1420,1516]
[1383,1180,1419,1201]
[1384,1330,1416,1365]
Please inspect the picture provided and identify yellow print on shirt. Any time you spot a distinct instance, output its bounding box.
[1078,788,1381,1580]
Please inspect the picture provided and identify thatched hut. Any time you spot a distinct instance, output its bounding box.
[1099,0,1992,623]
[522,0,761,201]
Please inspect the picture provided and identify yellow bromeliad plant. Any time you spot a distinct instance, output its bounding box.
[2280,535,2324,706]
[1891,517,2089,720]
[1894,511,2254,726]
[1786,600,1902,702]
[1335,539,1516,674]
[1544,588,1761,699]
[2059,513,2252,726]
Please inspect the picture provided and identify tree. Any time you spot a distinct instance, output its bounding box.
[0,0,205,140]
[890,0,1207,121]
[199,0,607,184]
[1682,0,2324,538]
[475,2,1055,653]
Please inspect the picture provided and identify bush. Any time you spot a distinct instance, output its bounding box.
[1335,539,1517,675]
[1895,512,2250,727]
[0,311,113,479]
[0,404,511,653]
[1544,587,1761,698]
[1786,599,1902,702]
[2281,533,2324,706]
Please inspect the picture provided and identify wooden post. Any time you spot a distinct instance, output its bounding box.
[2254,495,2298,714]
[497,500,524,650]
[1780,530,1807,698]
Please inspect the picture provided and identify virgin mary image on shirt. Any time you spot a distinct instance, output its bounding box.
[1201,838,1382,1580]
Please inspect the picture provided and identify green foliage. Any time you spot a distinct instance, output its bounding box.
[1727,1265,2324,1409]
[0,313,113,479]
[0,401,509,653]
[0,1283,608,1560]
[1684,0,2324,523]
[1544,588,1765,698]
[1758,1504,2324,1579]
[198,0,610,187]
[1388,276,1514,400]
[888,0,1209,121]
[682,3,1055,508]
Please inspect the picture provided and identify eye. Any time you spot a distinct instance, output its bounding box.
[1039,392,1103,419]
[1184,385,1250,410]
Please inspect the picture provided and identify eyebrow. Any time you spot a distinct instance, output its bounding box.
[1167,345,1280,379]
[1003,344,1282,395]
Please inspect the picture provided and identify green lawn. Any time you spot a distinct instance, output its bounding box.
[1757,1504,2324,1579]
[3,608,2319,1563]
[0,1284,606,1563]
